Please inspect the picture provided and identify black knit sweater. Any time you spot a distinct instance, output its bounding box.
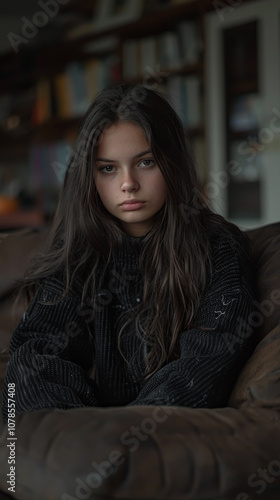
[2,231,255,421]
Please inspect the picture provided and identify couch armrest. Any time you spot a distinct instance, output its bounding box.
[0,405,280,500]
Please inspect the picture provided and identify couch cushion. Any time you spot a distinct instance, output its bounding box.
[247,222,280,339]
[229,222,280,408]
[229,323,280,408]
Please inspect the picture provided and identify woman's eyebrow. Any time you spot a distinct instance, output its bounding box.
[133,149,152,158]
[96,150,152,163]
[96,157,116,162]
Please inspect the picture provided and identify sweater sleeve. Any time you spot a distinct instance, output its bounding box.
[2,274,99,422]
[128,236,255,408]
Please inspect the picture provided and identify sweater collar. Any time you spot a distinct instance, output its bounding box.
[111,231,145,269]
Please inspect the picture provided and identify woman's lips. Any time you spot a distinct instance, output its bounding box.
[120,200,145,211]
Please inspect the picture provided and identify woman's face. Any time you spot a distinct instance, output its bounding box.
[95,121,167,237]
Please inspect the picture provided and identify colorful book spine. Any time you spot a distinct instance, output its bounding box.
[32,79,51,125]
[54,72,72,119]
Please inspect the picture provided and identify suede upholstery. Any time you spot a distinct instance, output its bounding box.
[0,223,280,500]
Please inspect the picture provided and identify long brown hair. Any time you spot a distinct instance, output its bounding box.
[20,83,246,378]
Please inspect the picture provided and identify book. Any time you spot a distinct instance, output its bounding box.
[64,62,88,117]
[184,75,201,128]
[166,75,202,128]
[139,37,159,75]
[84,58,100,103]
[54,72,72,119]
[122,40,140,80]
[166,76,185,122]
[32,79,51,125]
[159,31,182,70]
[177,20,201,64]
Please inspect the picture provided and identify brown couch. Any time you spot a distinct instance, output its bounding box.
[0,223,280,500]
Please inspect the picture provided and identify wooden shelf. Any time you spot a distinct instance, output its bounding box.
[0,117,83,148]
[31,117,83,143]
[123,61,203,86]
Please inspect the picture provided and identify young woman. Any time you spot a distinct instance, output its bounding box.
[2,84,255,421]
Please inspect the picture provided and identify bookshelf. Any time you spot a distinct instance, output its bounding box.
[206,0,280,229]
[0,0,252,229]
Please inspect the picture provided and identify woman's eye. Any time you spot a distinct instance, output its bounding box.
[139,159,155,168]
[99,165,116,173]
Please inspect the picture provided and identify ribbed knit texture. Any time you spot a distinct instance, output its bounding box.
[2,232,255,422]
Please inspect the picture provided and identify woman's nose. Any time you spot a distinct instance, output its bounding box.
[121,170,140,192]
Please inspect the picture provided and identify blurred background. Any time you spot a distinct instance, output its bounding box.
[0,0,279,232]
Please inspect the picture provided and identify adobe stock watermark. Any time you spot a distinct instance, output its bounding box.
[223,288,280,355]
[61,406,174,500]
[206,107,280,198]
[214,0,244,22]
[7,0,70,54]
[238,107,280,162]
[143,65,169,90]
[236,455,280,499]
